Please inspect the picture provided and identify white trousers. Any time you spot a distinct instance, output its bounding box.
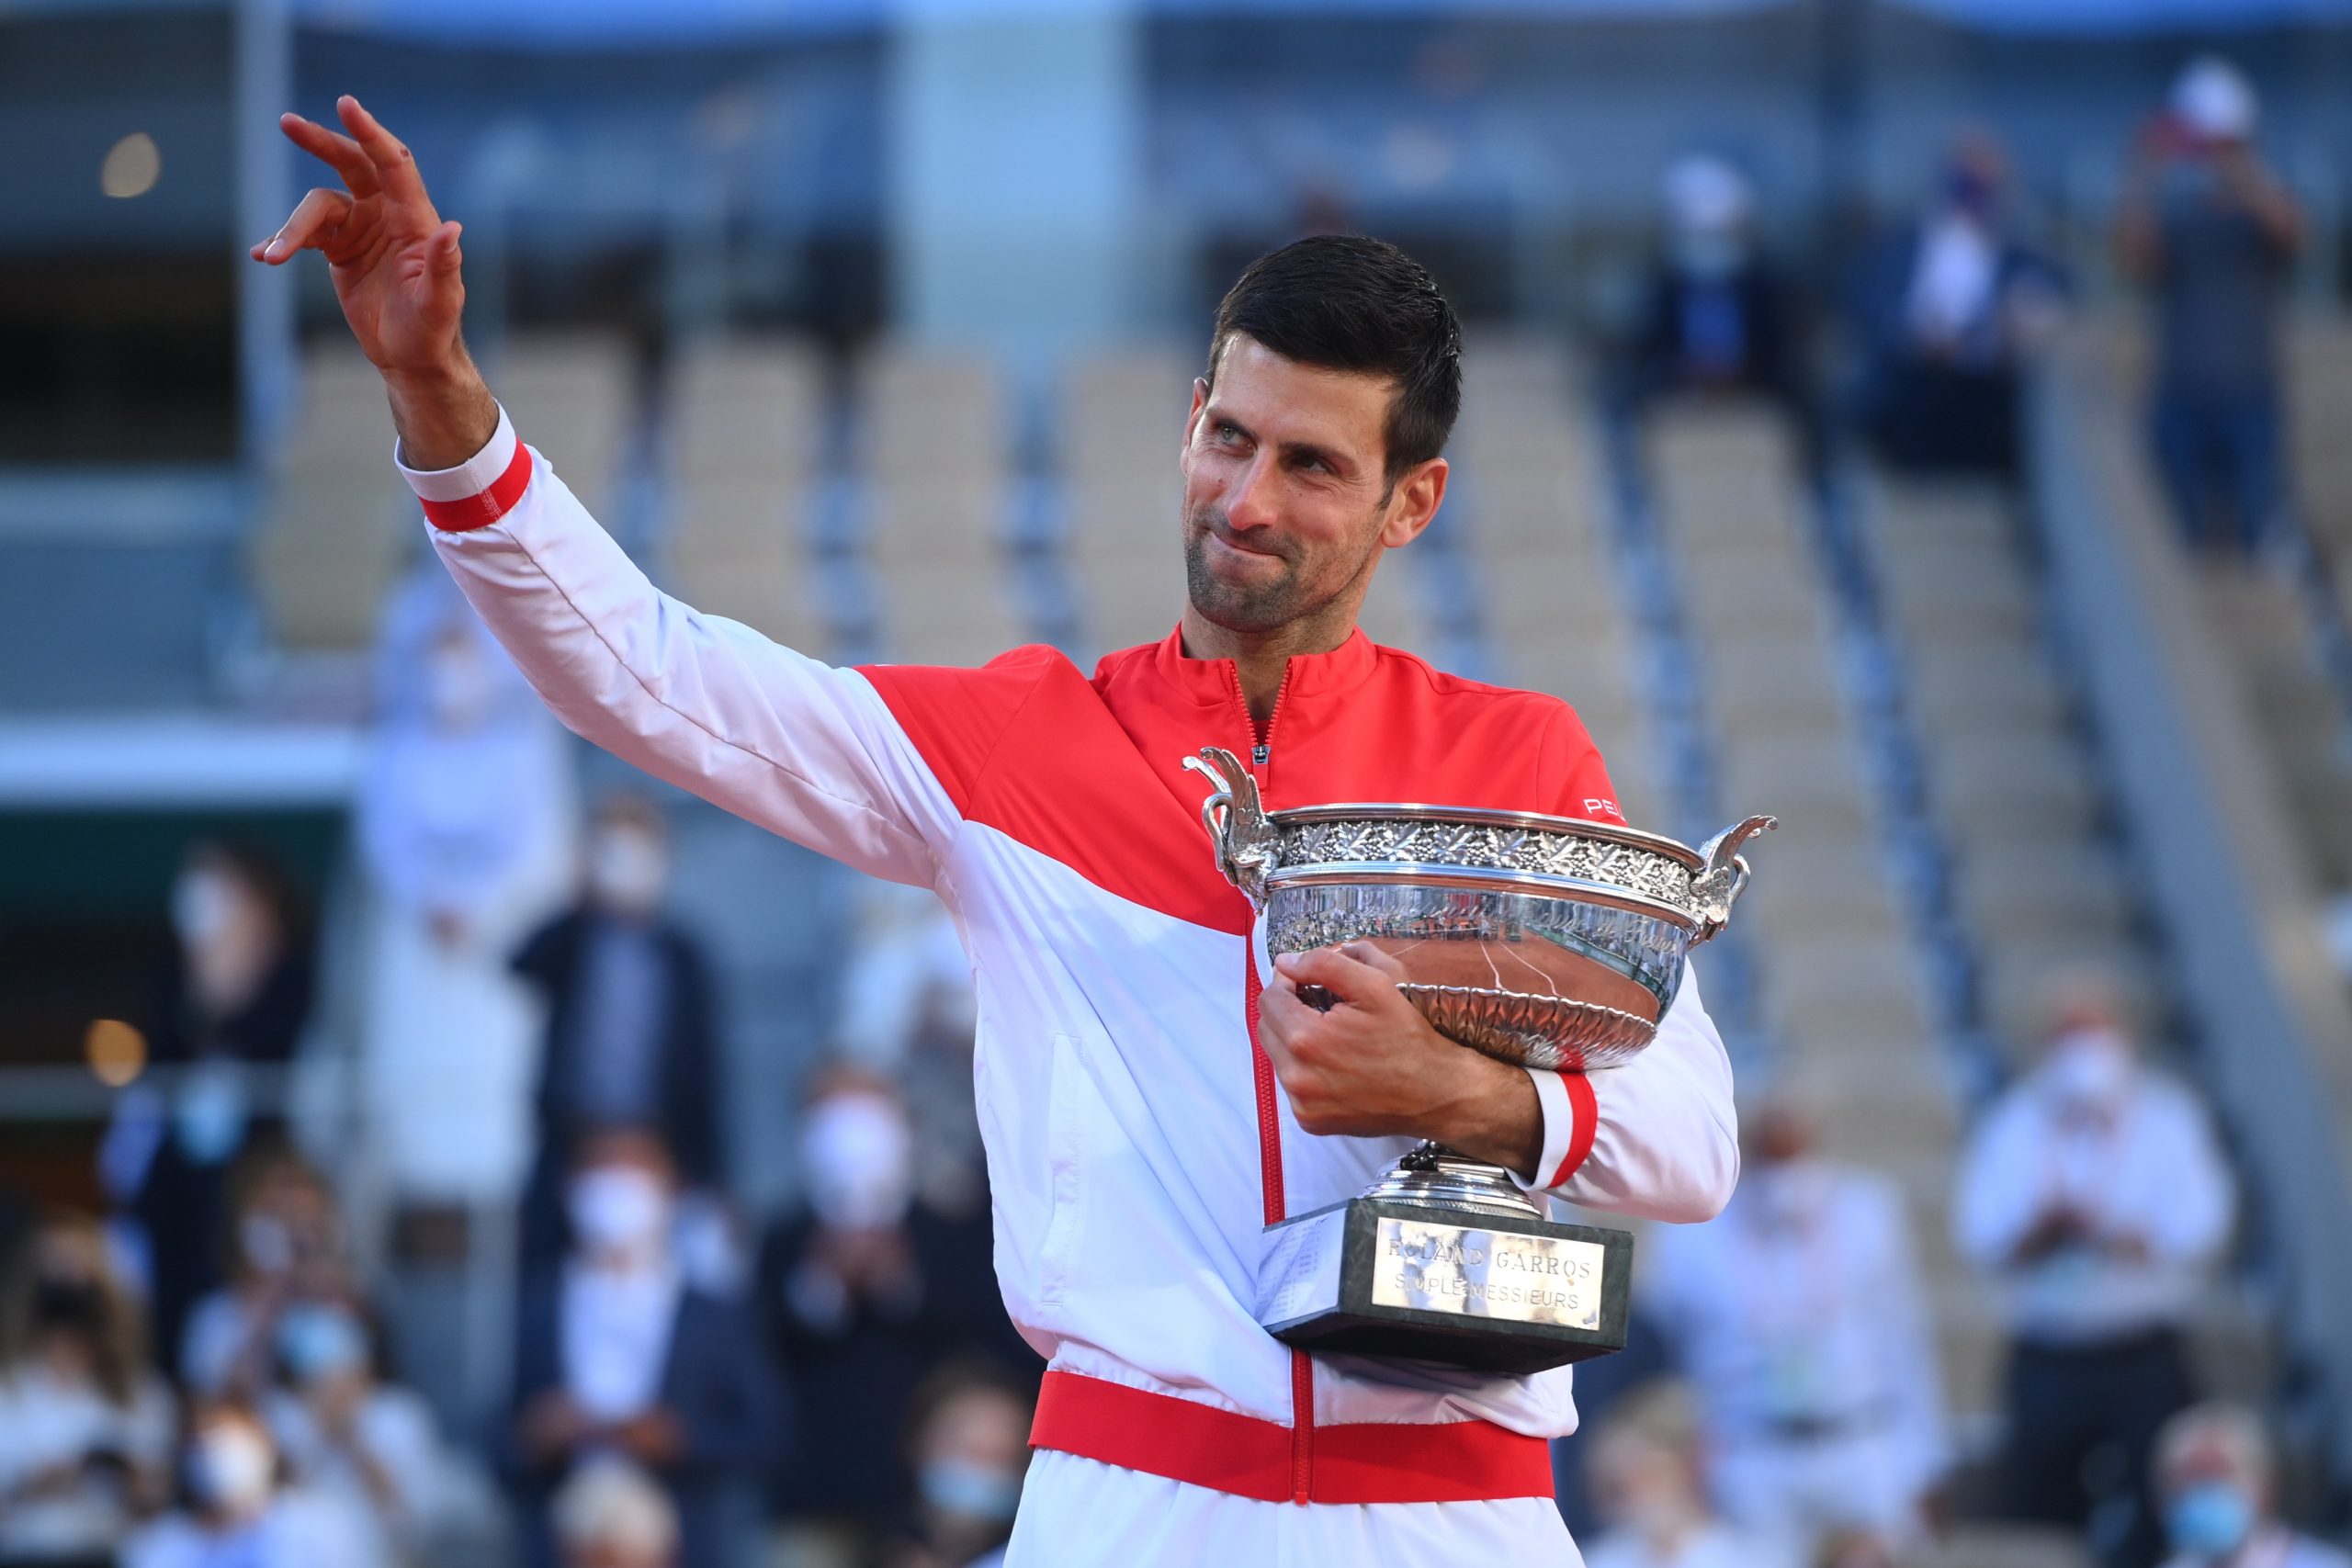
[1004,1450,1583,1567]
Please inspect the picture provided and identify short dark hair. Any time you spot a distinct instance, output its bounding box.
[1207,234,1464,489]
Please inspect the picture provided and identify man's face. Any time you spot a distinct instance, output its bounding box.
[1179,335,1440,636]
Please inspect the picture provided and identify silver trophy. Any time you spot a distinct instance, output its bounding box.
[1185,746,1771,1373]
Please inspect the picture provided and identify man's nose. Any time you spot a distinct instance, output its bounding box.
[1224,454,1279,531]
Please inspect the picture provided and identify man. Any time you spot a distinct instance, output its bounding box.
[1952,976,2236,1568]
[506,1128,779,1568]
[513,793,726,1271]
[1644,1094,1948,1557]
[254,96,1738,1562]
[2154,1404,2352,1568]
[2117,57,2305,558]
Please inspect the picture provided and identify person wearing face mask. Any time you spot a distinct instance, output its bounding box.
[177,1149,361,1402]
[1643,1094,1948,1558]
[1580,1383,1801,1568]
[101,841,315,1371]
[262,1300,450,1564]
[121,1400,379,1568]
[356,577,576,1228]
[1849,129,2065,479]
[507,1127,781,1568]
[757,1071,1037,1568]
[0,1213,177,1565]
[1616,155,1823,479]
[1953,975,2236,1568]
[512,795,727,1276]
[2116,58,2305,560]
[2154,1405,2349,1568]
[885,1367,1035,1568]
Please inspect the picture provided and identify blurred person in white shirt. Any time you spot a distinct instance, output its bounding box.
[0,1212,175,1564]
[553,1457,678,1568]
[2154,1404,2351,1568]
[1578,1384,1803,1568]
[1953,974,2236,1567]
[1645,1094,1948,1556]
[122,1399,381,1568]
[263,1300,449,1565]
[178,1148,359,1401]
[357,585,576,1208]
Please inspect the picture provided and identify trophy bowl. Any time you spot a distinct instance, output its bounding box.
[1185,747,1774,1073]
[1184,746,1775,1373]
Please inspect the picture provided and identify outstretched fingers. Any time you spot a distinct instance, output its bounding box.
[277,113,380,198]
[251,186,356,265]
[335,95,429,200]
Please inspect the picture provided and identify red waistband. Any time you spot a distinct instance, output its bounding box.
[1028,1368,1556,1506]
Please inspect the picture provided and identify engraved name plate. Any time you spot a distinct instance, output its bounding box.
[1370,1217,1606,1331]
[1259,1207,1346,1325]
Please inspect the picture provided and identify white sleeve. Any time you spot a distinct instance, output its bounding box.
[401,408,951,888]
[1514,959,1740,1224]
[1950,1097,2044,1270]
[2142,1086,2235,1265]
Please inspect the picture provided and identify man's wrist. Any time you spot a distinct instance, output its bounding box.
[1423,1049,1544,1180]
[383,348,498,471]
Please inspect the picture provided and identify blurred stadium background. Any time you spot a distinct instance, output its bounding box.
[6,1,2352,1566]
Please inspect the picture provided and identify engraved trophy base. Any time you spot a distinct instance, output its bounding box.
[1257,1145,1634,1376]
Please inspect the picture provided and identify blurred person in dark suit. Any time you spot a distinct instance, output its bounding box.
[758,1071,1033,1568]
[2154,1404,2351,1568]
[1622,159,1809,413]
[514,795,726,1273]
[101,841,314,1364]
[508,1127,780,1568]
[1952,975,2235,1568]
[553,1458,680,1568]
[0,1212,175,1567]
[881,1365,1033,1568]
[2117,58,2305,560]
[1851,131,2064,479]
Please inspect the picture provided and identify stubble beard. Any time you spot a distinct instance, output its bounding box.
[1182,501,1376,637]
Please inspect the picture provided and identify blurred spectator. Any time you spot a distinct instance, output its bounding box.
[758,1072,1033,1568]
[1645,1095,1947,1555]
[2117,57,2305,559]
[553,1458,679,1568]
[1851,130,2064,479]
[507,1127,779,1568]
[0,1212,175,1566]
[262,1299,451,1565]
[514,794,726,1274]
[882,1365,1033,1568]
[1952,975,2236,1568]
[120,1399,379,1568]
[358,572,575,1209]
[1618,154,1819,468]
[2154,1404,2352,1568]
[179,1147,358,1400]
[835,883,984,1217]
[1578,1383,1801,1568]
[1551,1308,1679,1540]
[102,840,314,1362]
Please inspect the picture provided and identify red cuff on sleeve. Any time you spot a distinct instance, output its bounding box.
[1549,1071,1600,1189]
[421,440,534,533]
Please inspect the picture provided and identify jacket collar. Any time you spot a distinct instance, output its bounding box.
[1140,623,1382,708]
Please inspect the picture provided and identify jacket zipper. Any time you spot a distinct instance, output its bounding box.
[1228,662,1312,1501]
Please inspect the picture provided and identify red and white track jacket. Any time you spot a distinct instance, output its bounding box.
[403,411,1740,1506]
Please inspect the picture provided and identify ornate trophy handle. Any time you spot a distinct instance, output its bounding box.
[1690,814,1777,943]
[1183,746,1280,910]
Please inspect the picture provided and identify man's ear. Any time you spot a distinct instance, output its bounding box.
[1182,378,1209,476]
[1379,457,1449,549]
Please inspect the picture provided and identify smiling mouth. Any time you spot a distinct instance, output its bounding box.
[1206,529,1284,560]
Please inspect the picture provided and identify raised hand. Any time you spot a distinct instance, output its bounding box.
[254,96,463,377]
[251,96,495,469]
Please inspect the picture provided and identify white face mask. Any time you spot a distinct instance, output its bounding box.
[569,1167,672,1258]
[2046,1028,2134,1109]
[190,1424,275,1517]
[172,869,234,951]
[588,829,667,915]
[801,1093,915,1231]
